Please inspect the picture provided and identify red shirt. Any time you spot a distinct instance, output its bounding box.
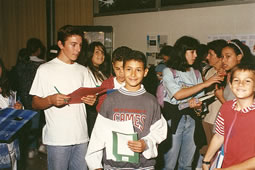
[96,76,114,112]
[215,99,255,168]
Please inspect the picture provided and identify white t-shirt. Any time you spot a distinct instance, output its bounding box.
[113,77,125,89]
[88,68,106,87]
[29,58,93,146]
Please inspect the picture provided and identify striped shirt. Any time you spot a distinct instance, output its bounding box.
[215,99,255,136]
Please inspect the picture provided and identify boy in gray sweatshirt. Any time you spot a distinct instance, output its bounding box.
[86,50,167,170]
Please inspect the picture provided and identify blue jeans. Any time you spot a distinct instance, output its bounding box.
[163,115,196,170]
[47,143,88,170]
[28,112,40,149]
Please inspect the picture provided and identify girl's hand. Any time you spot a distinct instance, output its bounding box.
[217,67,227,77]
[188,98,202,109]
[204,74,224,88]
[14,101,23,109]
[81,95,97,106]
[128,139,147,153]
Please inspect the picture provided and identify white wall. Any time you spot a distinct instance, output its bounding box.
[94,3,255,53]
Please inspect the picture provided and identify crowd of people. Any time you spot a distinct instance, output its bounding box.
[1,24,255,170]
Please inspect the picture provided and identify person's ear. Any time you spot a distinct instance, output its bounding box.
[144,68,149,77]
[229,81,233,91]
[237,54,243,63]
[57,40,64,49]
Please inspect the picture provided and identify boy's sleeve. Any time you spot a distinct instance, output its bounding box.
[141,101,168,159]
[83,68,96,88]
[142,115,167,159]
[29,66,44,97]
[85,114,105,169]
[215,111,224,136]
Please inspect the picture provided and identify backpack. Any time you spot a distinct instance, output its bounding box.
[156,68,200,108]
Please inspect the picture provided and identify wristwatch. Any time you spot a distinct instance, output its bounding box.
[202,160,210,165]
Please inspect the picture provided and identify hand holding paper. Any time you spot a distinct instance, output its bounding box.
[117,133,134,156]
[112,131,139,163]
[128,139,147,153]
[68,87,107,104]
[81,95,97,106]
[50,93,71,106]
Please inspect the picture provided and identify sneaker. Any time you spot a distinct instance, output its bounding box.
[28,149,38,159]
[38,144,47,154]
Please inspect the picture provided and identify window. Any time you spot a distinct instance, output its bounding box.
[94,0,254,16]
[96,0,156,15]
[161,0,223,6]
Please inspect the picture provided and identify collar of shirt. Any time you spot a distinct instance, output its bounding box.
[119,85,146,96]
[232,99,255,113]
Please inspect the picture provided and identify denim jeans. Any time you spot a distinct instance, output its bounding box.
[47,143,88,170]
[28,113,40,149]
[163,115,196,170]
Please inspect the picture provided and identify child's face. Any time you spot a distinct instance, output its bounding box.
[222,47,242,71]
[206,49,222,67]
[58,35,82,64]
[92,46,105,67]
[156,72,163,80]
[112,61,124,83]
[185,50,197,65]
[163,55,170,63]
[124,59,148,91]
[230,70,255,100]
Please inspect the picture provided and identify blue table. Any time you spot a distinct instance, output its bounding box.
[0,108,38,143]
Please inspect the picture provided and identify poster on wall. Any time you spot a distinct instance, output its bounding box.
[147,34,159,52]
[146,52,158,66]
[234,34,255,55]
[208,34,232,42]
[147,34,168,52]
[159,35,168,49]
[146,34,168,66]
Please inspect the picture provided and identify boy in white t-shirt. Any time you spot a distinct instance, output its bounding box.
[29,25,96,170]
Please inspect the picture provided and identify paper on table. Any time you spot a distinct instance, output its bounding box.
[67,87,107,104]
